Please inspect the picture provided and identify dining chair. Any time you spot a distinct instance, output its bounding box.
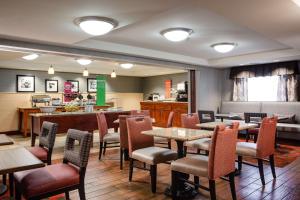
[28,121,58,165]
[171,123,239,200]
[182,113,211,154]
[244,112,267,142]
[198,110,215,123]
[154,111,174,149]
[14,129,92,200]
[130,110,150,116]
[126,116,177,193]
[96,112,120,160]
[236,117,278,185]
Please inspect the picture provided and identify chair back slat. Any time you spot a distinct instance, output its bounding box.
[39,121,58,149]
[208,122,239,180]
[181,113,199,129]
[126,116,153,155]
[63,129,92,168]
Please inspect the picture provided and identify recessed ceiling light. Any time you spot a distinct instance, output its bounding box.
[48,65,55,75]
[111,70,117,78]
[120,63,133,69]
[292,0,300,7]
[75,16,118,36]
[273,59,280,62]
[161,28,193,42]
[83,68,89,77]
[76,59,92,65]
[211,43,237,53]
[22,53,39,60]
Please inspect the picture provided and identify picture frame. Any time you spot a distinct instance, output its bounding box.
[87,78,97,93]
[67,80,79,93]
[45,79,58,93]
[16,75,35,92]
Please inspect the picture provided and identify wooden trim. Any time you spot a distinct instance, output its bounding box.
[189,70,196,113]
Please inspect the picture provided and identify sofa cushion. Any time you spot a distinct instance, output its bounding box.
[221,101,261,114]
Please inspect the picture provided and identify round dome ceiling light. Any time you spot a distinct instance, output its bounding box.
[161,28,193,42]
[120,63,133,69]
[22,53,39,60]
[211,43,237,53]
[75,16,118,36]
[76,58,92,66]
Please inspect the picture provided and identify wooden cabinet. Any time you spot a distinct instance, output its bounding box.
[140,101,188,127]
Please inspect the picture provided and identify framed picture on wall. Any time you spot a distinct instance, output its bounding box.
[45,79,58,92]
[87,78,97,93]
[16,75,35,92]
[67,80,79,93]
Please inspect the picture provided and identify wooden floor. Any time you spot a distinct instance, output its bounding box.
[60,147,300,200]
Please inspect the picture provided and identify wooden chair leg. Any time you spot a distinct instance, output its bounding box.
[209,180,216,200]
[254,134,258,143]
[168,141,171,149]
[171,171,178,199]
[103,142,107,156]
[245,130,249,142]
[150,165,157,193]
[15,183,21,200]
[184,146,187,156]
[65,191,70,200]
[129,158,134,181]
[120,148,123,170]
[205,150,209,156]
[194,176,199,190]
[2,174,6,185]
[269,155,276,178]
[238,156,243,171]
[257,159,265,185]
[78,182,86,200]
[99,142,103,160]
[229,172,237,200]
[197,149,200,154]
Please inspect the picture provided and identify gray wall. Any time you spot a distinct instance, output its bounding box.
[142,73,188,99]
[0,68,143,93]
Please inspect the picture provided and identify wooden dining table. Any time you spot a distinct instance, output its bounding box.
[142,127,214,198]
[196,120,258,130]
[0,147,44,198]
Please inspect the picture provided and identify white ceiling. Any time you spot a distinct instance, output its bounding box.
[0,49,186,77]
[0,0,300,68]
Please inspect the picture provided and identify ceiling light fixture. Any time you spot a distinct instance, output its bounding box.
[22,53,39,60]
[75,16,118,36]
[76,58,92,65]
[83,68,89,77]
[292,0,300,7]
[120,63,133,69]
[111,70,116,78]
[48,65,55,75]
[211,43,237,53]
[161,28,193,42]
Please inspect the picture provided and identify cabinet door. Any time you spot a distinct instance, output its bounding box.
[154,103,172,127]
[172,103,188,127]
[140,103,155,117]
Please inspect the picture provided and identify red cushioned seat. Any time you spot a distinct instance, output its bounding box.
[28,146,48,162]
[14,163,79,199]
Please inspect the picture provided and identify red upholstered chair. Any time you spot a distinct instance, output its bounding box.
[14,129,92,200]
[126,116,177,193]
[236,117,278,185]
[28,121,58,165]
[130,110,150,116]
[96,112,120,160]
[153,111,174,149]
[182,113,211,154]
[171,123,239,200]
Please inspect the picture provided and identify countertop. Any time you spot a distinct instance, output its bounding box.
[30,110,128,117]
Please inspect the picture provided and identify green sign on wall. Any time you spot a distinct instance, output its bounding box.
[96,75,106,106]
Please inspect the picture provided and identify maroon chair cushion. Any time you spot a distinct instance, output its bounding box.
[14,163,79,199]
[28,146,48,162]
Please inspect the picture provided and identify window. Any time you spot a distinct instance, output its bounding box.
[248,76,279,101]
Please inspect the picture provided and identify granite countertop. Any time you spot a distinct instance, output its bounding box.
[30,109,128,117]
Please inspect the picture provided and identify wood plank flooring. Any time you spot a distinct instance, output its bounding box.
[58,147,300,200]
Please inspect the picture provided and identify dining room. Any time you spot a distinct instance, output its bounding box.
[0,1,300,200]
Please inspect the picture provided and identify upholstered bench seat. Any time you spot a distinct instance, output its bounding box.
[236,142,257,157]
[171,155,209,177]
[132,146,177,165]
[28,146,48,162]
[14,163,79,199]
[185,138,211,151]
[103,132,120,142]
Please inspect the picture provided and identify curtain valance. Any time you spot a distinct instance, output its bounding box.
[229,61,299,79]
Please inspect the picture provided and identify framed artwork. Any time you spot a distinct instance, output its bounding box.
[67,80,79,93]
[16,75,35,92]
[87,78,97,93]
[45,79,58,92]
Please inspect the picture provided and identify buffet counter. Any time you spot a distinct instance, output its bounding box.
[140,101,188,127]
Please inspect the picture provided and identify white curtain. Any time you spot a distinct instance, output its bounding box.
[233,78,248,101]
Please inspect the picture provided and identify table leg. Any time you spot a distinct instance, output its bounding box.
[18,111,23,133]
[9,173,13,198]
[31,117,36,147]
[164,140,198,198]
[221,117,224,122]
[23,111,28,137]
